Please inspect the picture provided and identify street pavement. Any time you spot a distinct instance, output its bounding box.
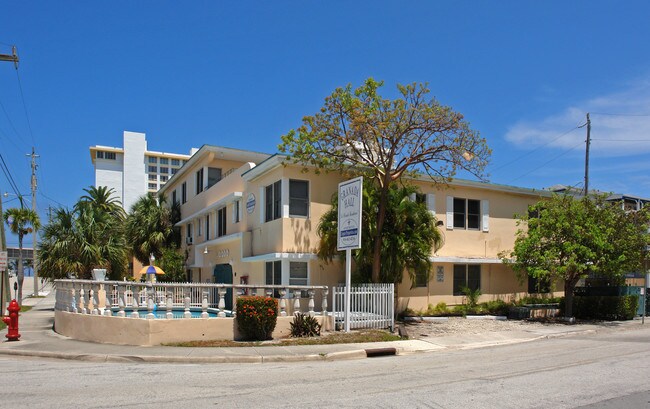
[0,282,645,364]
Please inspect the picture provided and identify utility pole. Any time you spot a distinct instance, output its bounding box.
[27,147,39,296]
[583,113,591,197]
[0,45,18,311]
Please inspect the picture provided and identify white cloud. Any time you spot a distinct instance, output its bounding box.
[505,79,650,156]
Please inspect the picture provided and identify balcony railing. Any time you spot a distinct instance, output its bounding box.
[54,279,330,319]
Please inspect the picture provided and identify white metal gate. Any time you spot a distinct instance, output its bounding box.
[332,283,394,330]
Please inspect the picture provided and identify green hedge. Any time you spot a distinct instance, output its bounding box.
[561,295,638,321]
[236,296,278,341]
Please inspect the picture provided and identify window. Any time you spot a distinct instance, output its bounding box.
[453,198,480,230]
[205,215,210,241]
[160,158,168,165]
[148,174,156,181]
[160,175,168,183]
[265,180,281,222]
[415,193,426,204]
[106,152,116,160]
[96,151,104,159]
[453,264,481,295]
[148,156,157,163]
[160,167,169,174]
[265,261,282,297]
[196,169,204,194]
[414,269,428,288]
[148,165,157,173]
[289,180,309,217]
[197,218,202,236]
[186,223,193,241]
[217,207,227,237]
[172,190,177,205]
[289,262,308,286]
[234,200,241,223]
[181,182,187,204]
[171,159,180,166]
[148,183,157,190]
[207,167,222,189]
[171,168,178,175]
[528,276,551,294]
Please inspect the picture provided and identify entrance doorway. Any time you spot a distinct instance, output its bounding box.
[213,263,233,310]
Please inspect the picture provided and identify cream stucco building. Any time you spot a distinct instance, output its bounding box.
[159,146,554,312]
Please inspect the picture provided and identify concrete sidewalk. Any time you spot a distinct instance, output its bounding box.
[0,286,644,364]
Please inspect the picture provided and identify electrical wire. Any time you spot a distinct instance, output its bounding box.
[590,112,650,117]
[14,70,36,147]
[0,152,23,201]
[490,125,581,174]
[0,98,29,148]
[507,140,584,184]
[591,138,650,142]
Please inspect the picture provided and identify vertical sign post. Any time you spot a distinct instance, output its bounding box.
[338,177,363,332]
[0,251,7,315]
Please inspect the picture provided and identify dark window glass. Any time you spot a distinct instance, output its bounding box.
[207,168,222,189]
[467,199,481,230]
[453,264,481,295]
[453,198,466,228]
[205,215,210,240]
[528,276,551,293]
[289,180,309,217]
[265,184,274,222]
[467,265,481,291]
[414,269,428,288]
[181,182,187,204]
[273,181,281,219]
[196,169,204,194]
[217,207,226,237]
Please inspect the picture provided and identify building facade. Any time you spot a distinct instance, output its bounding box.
[160,146,557,312]
[90,131,197,211]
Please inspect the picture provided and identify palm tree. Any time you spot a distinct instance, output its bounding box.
[39,187,128,280]
[4,207,40,304]
[126,194,175,264]
[318,182,443,288]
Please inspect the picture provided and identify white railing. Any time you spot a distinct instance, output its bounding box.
[332,283,394,330]
[54,279,329,319]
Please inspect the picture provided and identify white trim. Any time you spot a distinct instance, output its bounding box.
[241,252,318,263]
[281,177,289,218]
[241,155,285,182]
[426,193,435,216]
[259,186,265,224]
[430,256,502,264]
[481,199,489,232]
[446,196,454,230]
[175,192,243,225]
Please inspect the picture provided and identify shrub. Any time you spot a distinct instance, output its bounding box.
[560,295,638,321]
[461,286,481,309]
[481,299,509,316]
[236,296,278,341]
[290,313,322,337]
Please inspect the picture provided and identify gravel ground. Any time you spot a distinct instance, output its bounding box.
[406,317,562,338]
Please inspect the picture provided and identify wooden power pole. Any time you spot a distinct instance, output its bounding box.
[583,113,591,197]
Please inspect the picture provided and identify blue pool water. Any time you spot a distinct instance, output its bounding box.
[113,307,231,319]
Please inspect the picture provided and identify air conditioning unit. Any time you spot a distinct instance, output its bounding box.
[186,237,193,245]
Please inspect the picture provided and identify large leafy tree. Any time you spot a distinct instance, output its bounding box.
[3,207,40,304]
[280,78,489,282]
[126,193,177,265]
[502,194,650,318]
[39,186,128,280]
[318,182,443,291]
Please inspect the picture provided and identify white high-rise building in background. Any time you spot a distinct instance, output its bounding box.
[90,131,197,211]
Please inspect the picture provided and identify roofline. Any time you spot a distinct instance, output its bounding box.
[240,154,285,181]
[160,145,271,195]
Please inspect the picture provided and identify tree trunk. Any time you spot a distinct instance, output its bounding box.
[372,186,390,283]
[563,277,579,319]
[16,234,23,306]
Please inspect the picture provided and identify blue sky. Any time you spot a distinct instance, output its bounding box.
[1,1,650,246]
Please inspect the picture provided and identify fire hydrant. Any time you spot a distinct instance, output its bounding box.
[2,299,21,341]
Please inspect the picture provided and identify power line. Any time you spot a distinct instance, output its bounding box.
[591,138,650,142]
[590,112,650,117]
[14,70,36,146]
[0,98,29,148]
[0,152,22,201]
[490,125,581,173]
[507,140,584,184]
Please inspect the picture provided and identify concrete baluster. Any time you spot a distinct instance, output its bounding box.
[308,289,315,316]
[146,284,155,320]
[293,290,301,315]
[265,288,273,299]
[104,284,112,316]
[184,290,191,319]
[80,285,87,314]
[92,284,100,315]
[321,288,329,316]
[217,288,226,318]
[131,286,140,318]
[71,283,79,313]
[166,291,173,319]
[279,289,287,317]
[117,284,126,317]
[201,290,209,318]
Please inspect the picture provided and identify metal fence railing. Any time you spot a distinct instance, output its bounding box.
[332,283,394,330]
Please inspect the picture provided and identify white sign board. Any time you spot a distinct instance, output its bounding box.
[337,177,363,250]
[0,251,6,271]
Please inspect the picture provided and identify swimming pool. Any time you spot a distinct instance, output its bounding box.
[112,307,232,319]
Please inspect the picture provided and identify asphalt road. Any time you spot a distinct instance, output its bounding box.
[2,327,650,408]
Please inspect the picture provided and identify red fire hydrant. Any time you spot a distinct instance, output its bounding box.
[2,299,21,341]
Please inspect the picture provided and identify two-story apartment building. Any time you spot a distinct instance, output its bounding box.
[160,145,554,312]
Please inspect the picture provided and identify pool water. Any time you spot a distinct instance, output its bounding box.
[113,307,231,319]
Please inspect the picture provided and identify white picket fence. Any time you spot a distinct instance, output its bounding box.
[332,283,394,330]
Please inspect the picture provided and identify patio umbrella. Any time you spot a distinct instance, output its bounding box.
[137,265,165,276]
